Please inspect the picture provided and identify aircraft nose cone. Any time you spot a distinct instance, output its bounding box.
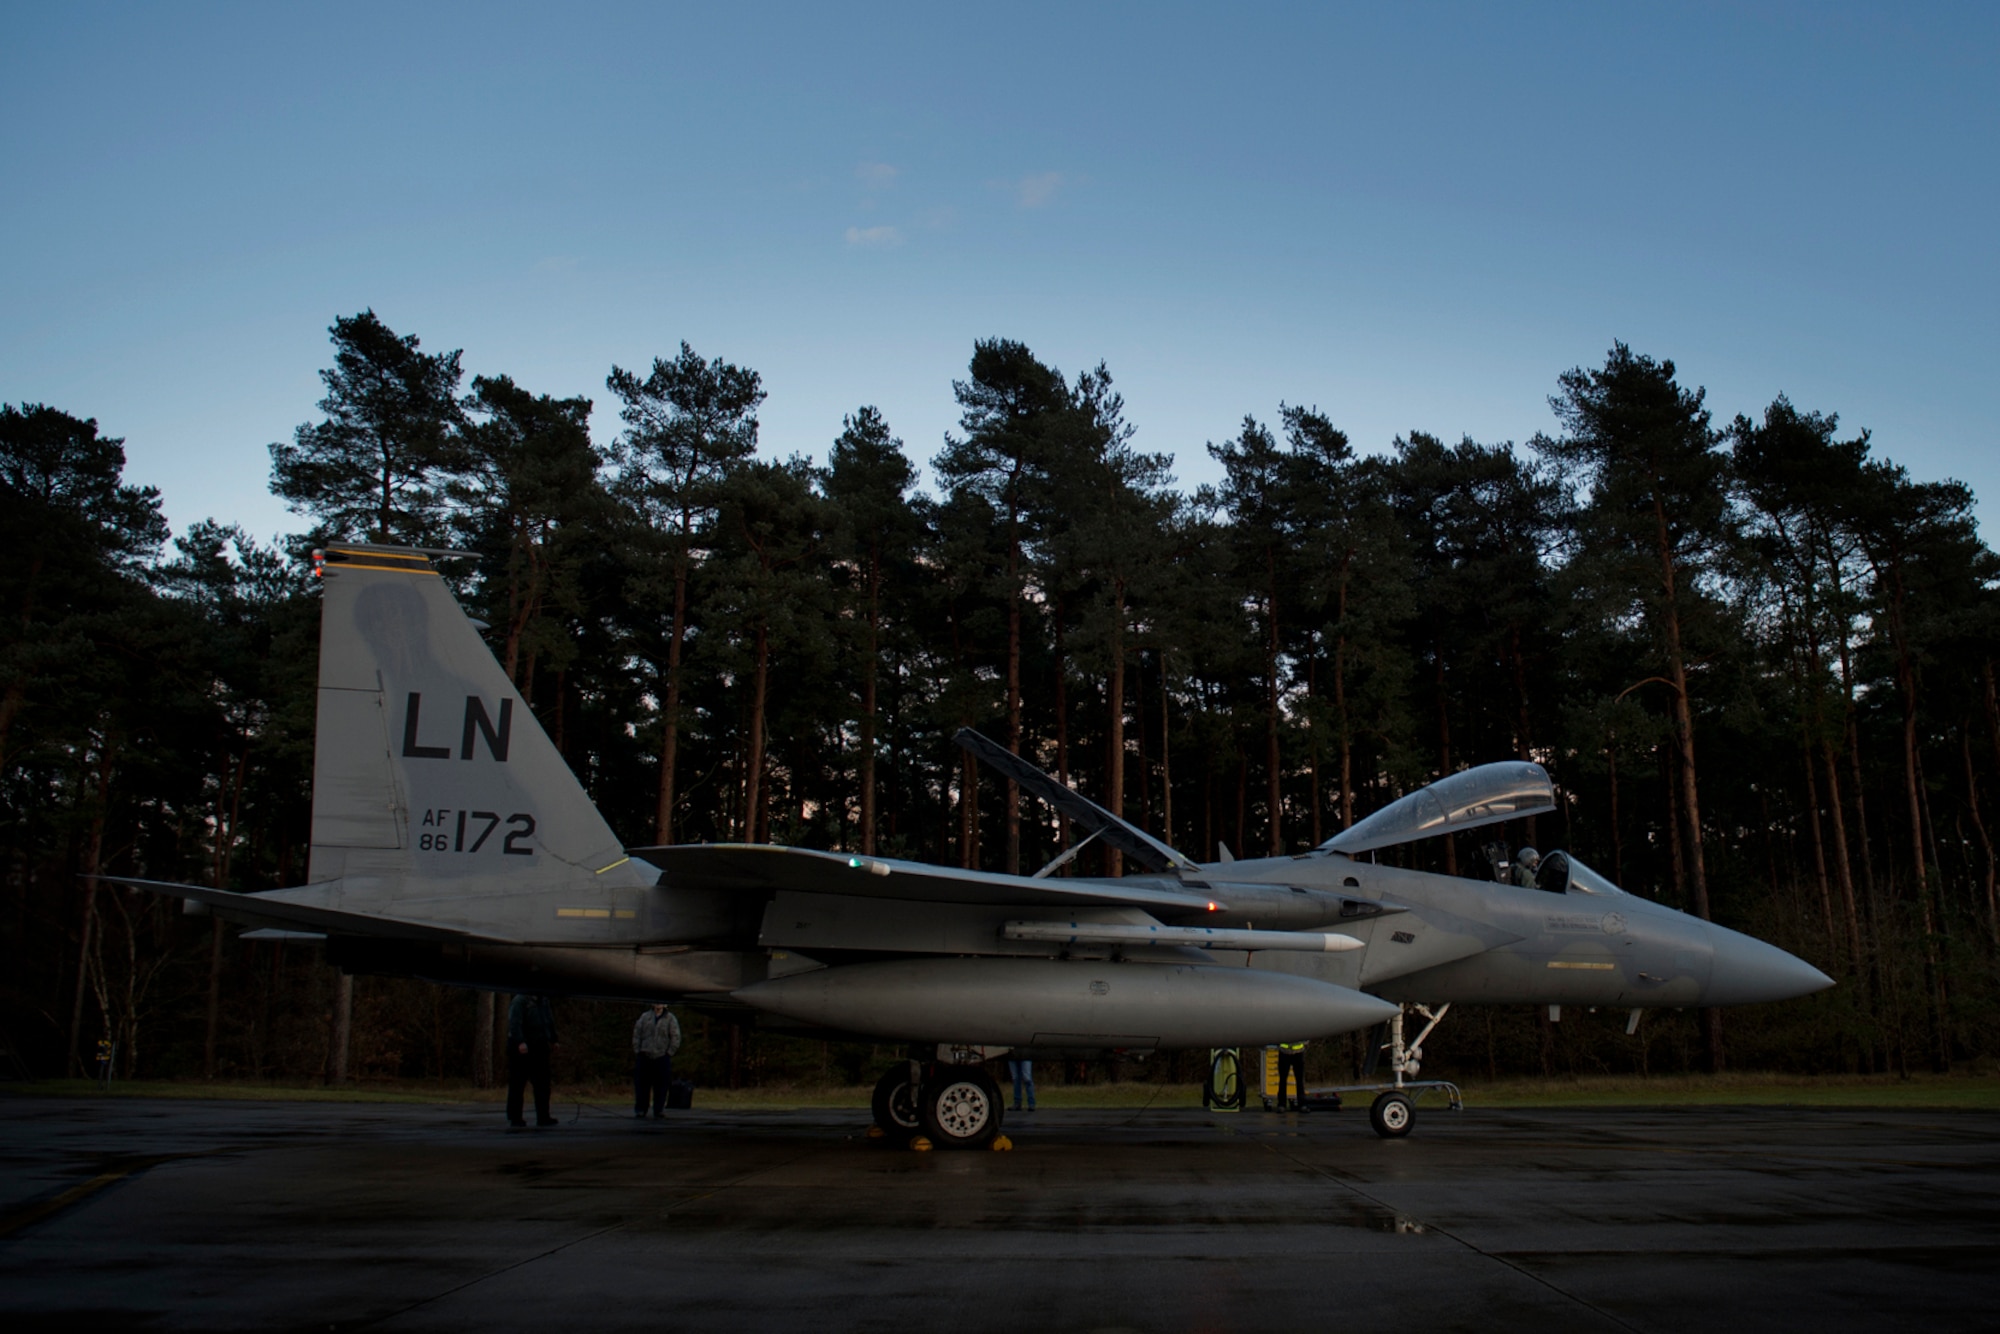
[1702,924,1835,1005]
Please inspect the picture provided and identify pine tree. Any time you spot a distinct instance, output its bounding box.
[825,407,924,856]
[607,343,764,844]
[269,311,466,544]
[1537,343,1731,1069]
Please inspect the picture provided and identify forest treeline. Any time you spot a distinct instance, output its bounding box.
[3,311,1997,1090]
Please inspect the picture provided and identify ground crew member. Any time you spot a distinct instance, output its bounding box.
[506,993,559,1128]
[632,1003,681,1118]
[1512,847,1542,888]
[1007,1056,1035,1111]
[1275,1040,1308,1112]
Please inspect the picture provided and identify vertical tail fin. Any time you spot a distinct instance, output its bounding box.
[308,543,647,893]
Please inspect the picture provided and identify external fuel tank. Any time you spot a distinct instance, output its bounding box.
[732,956,1401,1049]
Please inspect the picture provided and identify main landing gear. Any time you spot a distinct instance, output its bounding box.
[870,1050,1005,1150]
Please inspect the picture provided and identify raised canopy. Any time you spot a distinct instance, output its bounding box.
[1318,761,1556,856]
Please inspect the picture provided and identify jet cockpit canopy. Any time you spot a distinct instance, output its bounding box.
[1550,853,1628,897]
[1318,761,1556,857]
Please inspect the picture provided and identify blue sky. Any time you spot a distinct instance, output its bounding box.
[4,3,1994,541]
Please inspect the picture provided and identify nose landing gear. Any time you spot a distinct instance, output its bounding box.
[1315,1003,1463,1138]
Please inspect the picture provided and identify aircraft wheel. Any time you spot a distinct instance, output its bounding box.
[919,1067,1003,1150]
[1369,1091,1414,1138]
[871,1066,921,1141]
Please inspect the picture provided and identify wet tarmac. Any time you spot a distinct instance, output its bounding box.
[0,1092,1995,1331]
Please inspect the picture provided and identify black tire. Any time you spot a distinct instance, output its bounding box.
[1369,1091,1414,1138]
[871,1065,920,1140]
[918,1066,1003,1149]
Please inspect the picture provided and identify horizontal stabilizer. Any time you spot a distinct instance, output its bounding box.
[953,728,1198,874]
[96,876,512,943]
[628,844,1215,912]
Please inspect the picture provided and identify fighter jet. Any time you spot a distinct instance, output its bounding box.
[110,543,1832,1146]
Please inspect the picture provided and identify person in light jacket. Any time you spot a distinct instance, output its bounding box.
[633,1003,682,1118]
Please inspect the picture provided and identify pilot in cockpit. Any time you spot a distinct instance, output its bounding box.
[1511,846,1541,888]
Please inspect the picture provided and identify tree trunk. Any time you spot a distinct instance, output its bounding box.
[1607,733,1623,886]
[1510,623,1539,846]
[1006,545,1021,876]
[1960,725,1999,947]
[655,558,689,844]
[1202,754,1214,863]
[1133,654,1151,832]
[378,445,393,541]
[1663,744,1687,908]
[0,551,45,773]
[1837,633,1878,894]
[1264,554,1282,856]
[1334,567,1355,829]
[331,971,353,1084]
[746,620,769,842]
[959,749,977,870]
[66,744,114,1076]
[1106,587,1127,877]
[1887,563,1949,1073]
[1435,641,1455,876]
[473,991,495,1086]
[1235,751,1248,858]
[1801,740,1835,944]
[1307,649,1321,846]
[1054,606,1071,858]
[860,547,880,856]
[1821,743,1866,984]
[203,917,225,1080]
[1649,494,1721,1071]
[1159,654,1174,848]
[203,748,247,1080]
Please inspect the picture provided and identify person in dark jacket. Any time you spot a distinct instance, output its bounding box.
[632,1003,681,1118]
[506,993,559,1127]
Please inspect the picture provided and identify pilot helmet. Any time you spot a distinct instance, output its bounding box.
[1517,847,1540,869]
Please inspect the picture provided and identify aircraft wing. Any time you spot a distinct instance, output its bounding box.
[628,844,1216,913]
[95,876,514,943]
